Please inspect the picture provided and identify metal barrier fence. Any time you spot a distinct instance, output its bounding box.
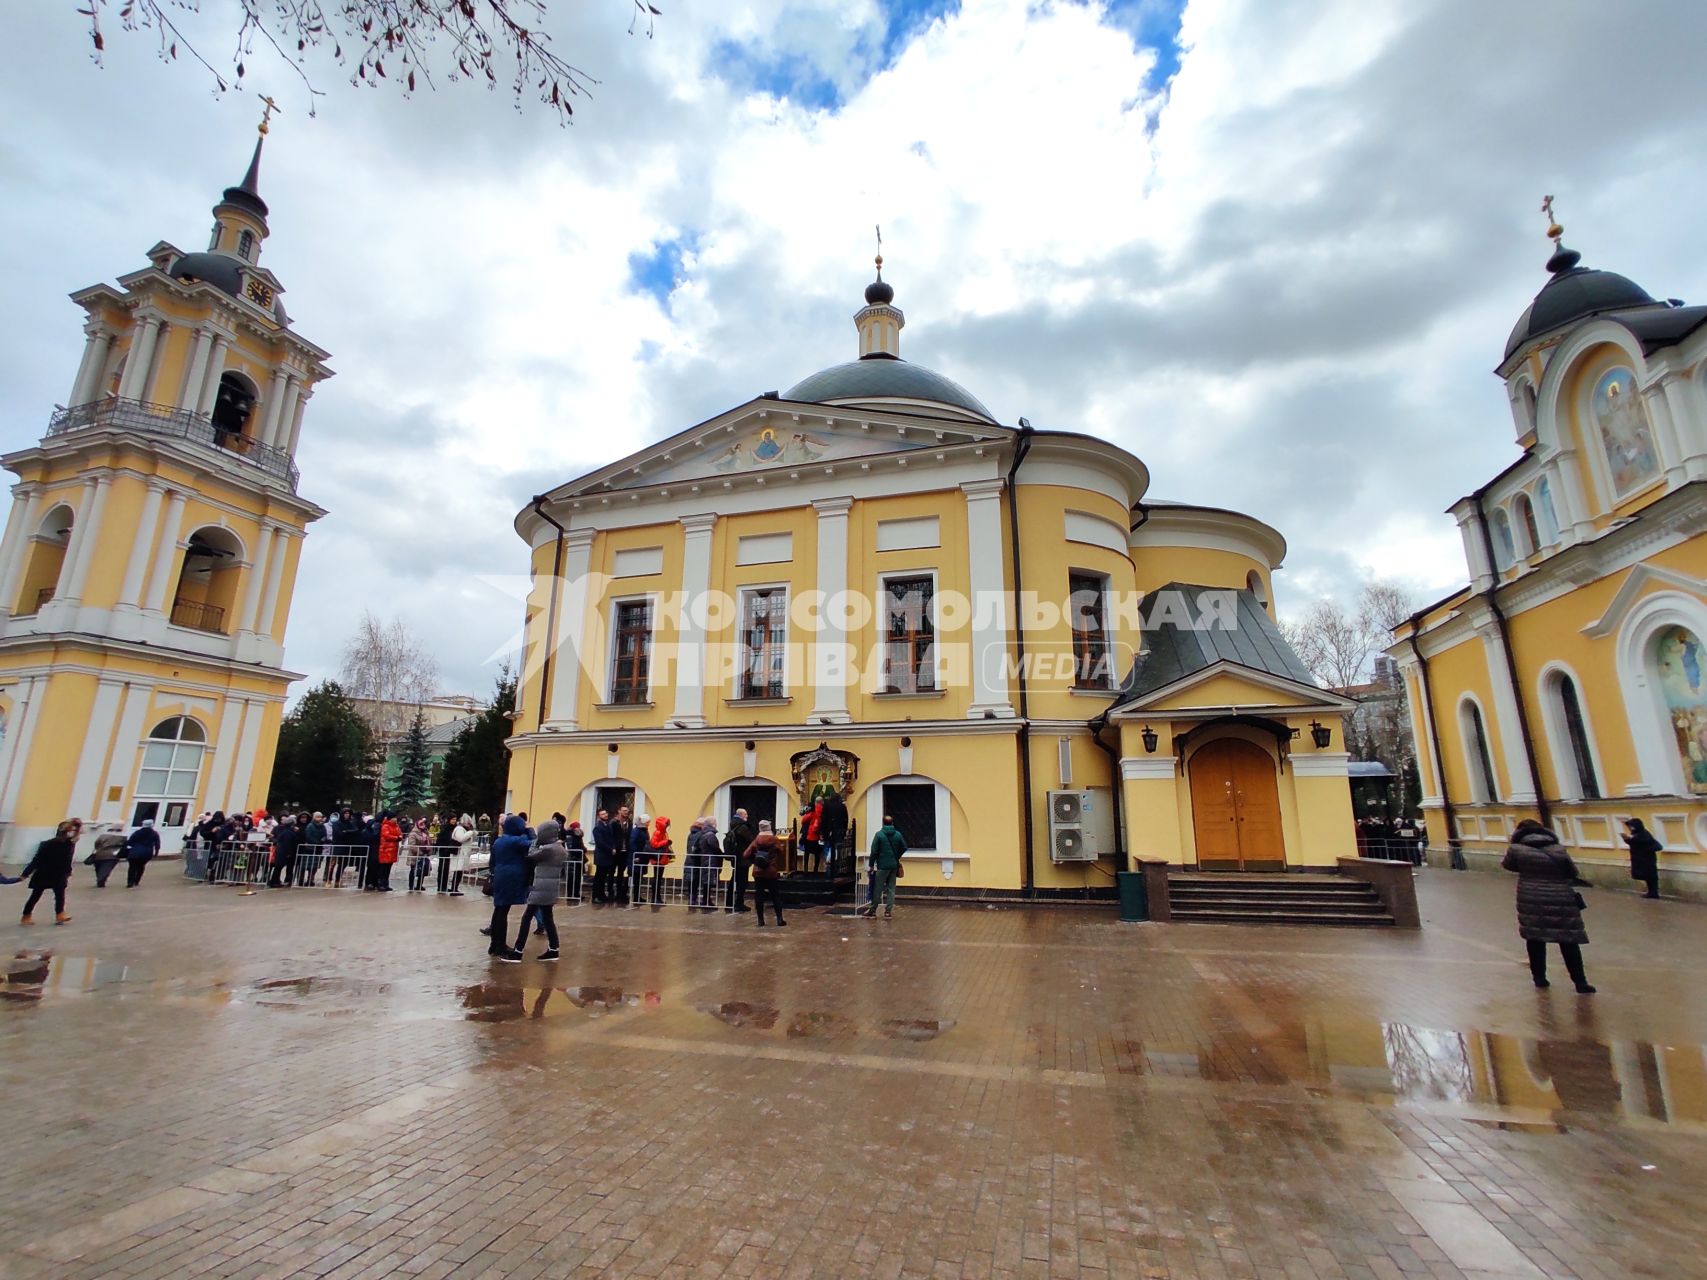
[622,852,732,910]
[186,841,372,888]
[1358,837,1425,865]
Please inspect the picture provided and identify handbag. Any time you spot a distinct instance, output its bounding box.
[895,862,905,879]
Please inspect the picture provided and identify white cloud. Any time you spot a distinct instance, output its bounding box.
[2,0,1704,697]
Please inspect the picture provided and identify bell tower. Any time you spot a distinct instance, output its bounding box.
[0,109,332,857]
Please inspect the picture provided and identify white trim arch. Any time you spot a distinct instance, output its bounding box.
[703,776,791,834]
[1614,590,1707,797]
[1533,320,1649,455]
[1535,661,1606,801]
[857,772,955,859]
[1457,693,1500,803]
[572,777,649,832]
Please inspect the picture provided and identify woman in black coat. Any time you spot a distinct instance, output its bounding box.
[20,818,82,925]
[1501,819,1594,993]
[1622,818,1662,899]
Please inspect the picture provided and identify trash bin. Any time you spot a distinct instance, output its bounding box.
[1116,869,1148,922]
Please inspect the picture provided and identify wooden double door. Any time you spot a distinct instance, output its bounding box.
[1188,739,1285,871]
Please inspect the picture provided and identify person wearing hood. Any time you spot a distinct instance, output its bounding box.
[628,813,652,906]
[564,821,587,902]
[640,815,672,905]
[445,813,474,896]
[1623,818,1663,899]
[723,808,754,912]
[87,823,126,887]
[123,817,161,887]
[486,815,532,961]
[267,812,305,888]
[375,813,403,890]
[513,819,567,959]
[1502,819,1594,993]
[405,818,434,891]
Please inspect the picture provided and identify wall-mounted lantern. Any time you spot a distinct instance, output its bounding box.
[1141,726,1159,754]
[1309,720,1332,749]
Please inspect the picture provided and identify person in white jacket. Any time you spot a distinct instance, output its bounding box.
[440,813,475,896]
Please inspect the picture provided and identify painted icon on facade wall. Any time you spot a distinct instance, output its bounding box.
[1591,367,1660,498]
[1654,625,1707,793]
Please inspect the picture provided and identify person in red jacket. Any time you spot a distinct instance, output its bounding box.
[376,813,403,892]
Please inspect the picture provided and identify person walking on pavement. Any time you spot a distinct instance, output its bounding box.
[486,815,532,962]
[724,808,754,912]
[866,815,907,920]
[1623,818,1663,899]
[20,819,81,925]
[513,819,567,960]
[1502,818,1595,993]
[743,819,785,927]
[87,823,126,887]
[122,818,160,887]
[267,812,304,887]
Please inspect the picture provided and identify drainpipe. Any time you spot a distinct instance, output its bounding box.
[1089,706,1126,874]
[1472,486,1549,828]
[530,496,566,732]
[1404,622,1460,866]
[1005,423,1037,896]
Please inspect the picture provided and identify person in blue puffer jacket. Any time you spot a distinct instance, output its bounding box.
[485,815,532,962]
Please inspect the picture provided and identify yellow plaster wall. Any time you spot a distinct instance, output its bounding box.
[580,523,685,733]
[1132,545,1267,598]
[705,505,818,729]
[1146,671,1319,714]
[1030,728,1122,890]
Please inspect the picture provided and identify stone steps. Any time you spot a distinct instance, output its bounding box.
[1167,872,1395,926]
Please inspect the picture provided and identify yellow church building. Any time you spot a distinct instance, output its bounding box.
[0,116,330,859]
[504,261,1357,895]
[1390,212,1707,900]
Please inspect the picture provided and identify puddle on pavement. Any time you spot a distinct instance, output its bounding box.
[879,1018,956,1041]
[701,1001,779,1030]
[785,1010,858,1040]
[457,983,661,1022]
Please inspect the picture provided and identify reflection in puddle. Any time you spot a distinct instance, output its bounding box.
[702,1001,779,1030]
[457,983,662,1023]
[786,1011,857,1040]
[879,1018,956,1042]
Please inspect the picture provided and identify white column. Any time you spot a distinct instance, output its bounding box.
[670,513,718,728]
[254,527,291,639]
[61,475,111,604]
[237,525,276,635]
[0,489,42,617]
[70,677,126,818]
[143,491,188,616]
[285,386,310,455]
[545,528,596,730]
[69,328,109,406]
[1553,449,1596,541]
[259,369,290,446]
[116,482,167,610]
[811,497,853,724]
[1662,377,1707,481]
[178,328,212,410]
[97,681,155,822]
[1477,621,1537,804]
[224,698,268,815]
[139,321,169,403]
[1642,384,1685,482]
[962,479,1013,717]
[202,697,247,817]
[0,675,45,824]
[117,317,162,400]
[197,335,232,416]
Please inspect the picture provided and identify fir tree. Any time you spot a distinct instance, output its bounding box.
[267,680,375,813]
[388,709,433,813]
[439,667,517,819]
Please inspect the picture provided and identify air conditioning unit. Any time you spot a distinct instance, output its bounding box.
[1048,788,1112,862]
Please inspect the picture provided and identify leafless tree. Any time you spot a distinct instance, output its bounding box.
[339,610,439,745]
[1281,580,1416,690]
[78,0,661,124]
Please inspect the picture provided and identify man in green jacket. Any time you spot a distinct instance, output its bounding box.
[866,816,907,919]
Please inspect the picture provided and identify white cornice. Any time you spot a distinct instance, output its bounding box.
[1110,659,1352,717]
[0,636,302,688]
[506,716,1024,750]
[1131,503,1287,569]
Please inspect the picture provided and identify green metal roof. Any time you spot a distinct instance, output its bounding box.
[1117,583,1320,705]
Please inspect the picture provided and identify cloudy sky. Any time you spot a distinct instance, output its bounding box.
[4,0,1705,701]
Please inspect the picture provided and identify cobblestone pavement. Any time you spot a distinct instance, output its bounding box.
[4,868,1706,1280]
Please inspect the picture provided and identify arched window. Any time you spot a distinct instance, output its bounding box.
[14,505,74,615]
[1459,698,1499,804]
[1536,478,1560,544]
[1513,494,1541,555]
[1590,366,1661,500]
[170,527,243,634]
[237,229,256,261]
[211,371,258,438]
[1649,625,1707,796]
[135,716,207,808]
[1490,510,1516,570]
[1543,670,1601,800]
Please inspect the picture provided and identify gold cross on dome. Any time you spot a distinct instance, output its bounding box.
[875,223,883,275]
[259,95,280,135]
[1540,194,1562,241]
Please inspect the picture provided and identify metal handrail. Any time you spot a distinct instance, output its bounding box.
[47,397,300,491]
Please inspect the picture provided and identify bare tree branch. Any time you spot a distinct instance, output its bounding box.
[339,610,440,744]
[80,0,660,124]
